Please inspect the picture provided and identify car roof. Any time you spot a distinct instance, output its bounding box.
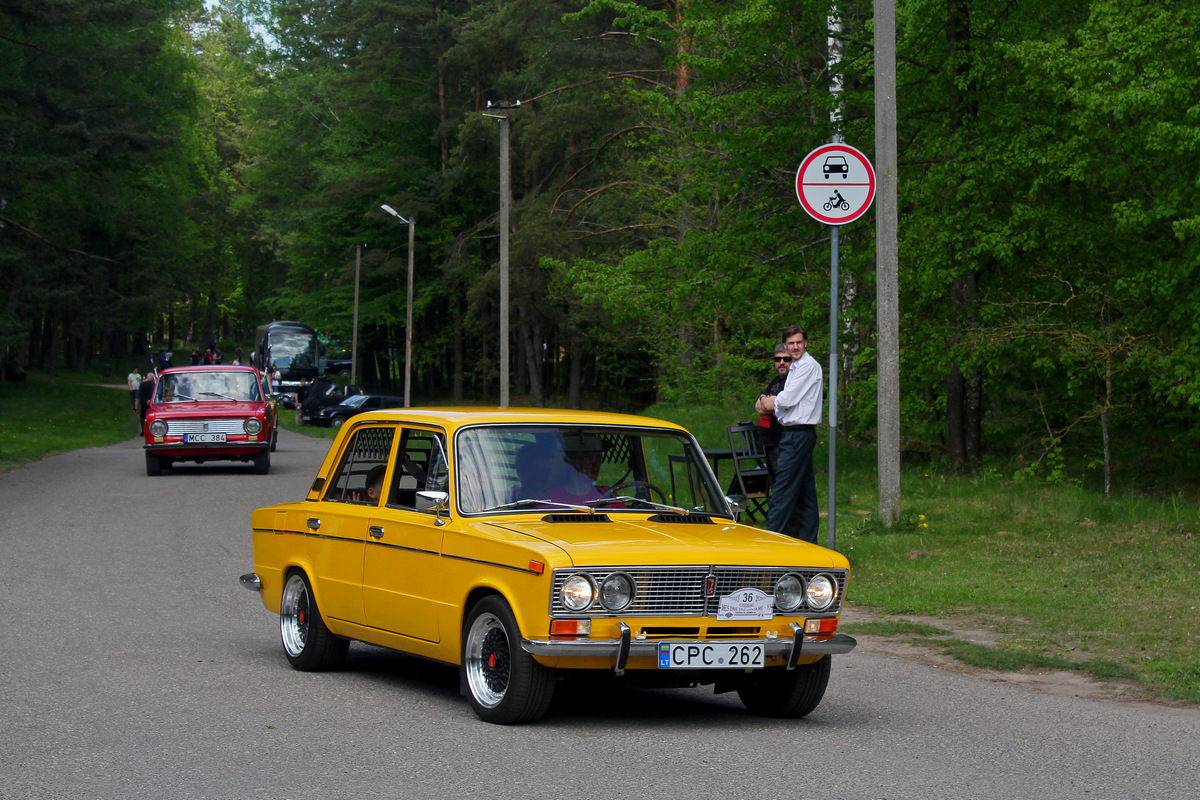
[340,406,686,434]
[158,365,259,374]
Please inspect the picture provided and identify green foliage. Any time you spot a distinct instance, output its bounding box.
[9,0,1200,498]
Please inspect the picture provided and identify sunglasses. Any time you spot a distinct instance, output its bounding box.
[774,356,793,363]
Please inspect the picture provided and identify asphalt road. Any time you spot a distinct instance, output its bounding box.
[2,427,1197,800]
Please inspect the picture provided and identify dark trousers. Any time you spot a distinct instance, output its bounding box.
[766,427,818,543]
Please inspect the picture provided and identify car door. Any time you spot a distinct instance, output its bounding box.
[306,423,398,626]
[361,426,447,643]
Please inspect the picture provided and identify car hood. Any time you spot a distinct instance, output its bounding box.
[150,400,264,416]
[485,515,847,568]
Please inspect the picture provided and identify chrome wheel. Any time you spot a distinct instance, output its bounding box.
[277,570,348,671]
[460,596,555,723]
[464,611,510,708]
[280,573,310,659]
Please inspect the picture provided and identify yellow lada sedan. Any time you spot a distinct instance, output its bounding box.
[240,408,855,724]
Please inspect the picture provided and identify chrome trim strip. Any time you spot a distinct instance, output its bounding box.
[441,551,542,575]
[522,632,856,659]
[239,573,261,592]
[365,539,440,557]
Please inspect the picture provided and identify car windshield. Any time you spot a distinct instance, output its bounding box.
[267,332,318,370]
[155,371,262,403]
[454,424,730,517]
[340,395,369,407]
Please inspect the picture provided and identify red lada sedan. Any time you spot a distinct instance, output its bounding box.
[143,365,274,475]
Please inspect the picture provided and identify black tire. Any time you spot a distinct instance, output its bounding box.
[279,570,348,671]
[253,449,270,475]
[330,415,346,429]
[269,425,278,452]
[145,451,162,476]
[461,596,555,724]
[736,655,832,718]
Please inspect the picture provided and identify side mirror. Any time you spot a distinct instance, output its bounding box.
[725,494,745,519]
[416,490,450,525]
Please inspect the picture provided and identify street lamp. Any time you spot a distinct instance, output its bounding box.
[381,204,415,407]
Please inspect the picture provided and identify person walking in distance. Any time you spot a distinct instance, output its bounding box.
[759,325,823,543]
[126,367,142,411]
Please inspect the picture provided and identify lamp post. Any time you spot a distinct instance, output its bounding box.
[352,244,361,385]
[485,99,519,408]
[381,204,415,407]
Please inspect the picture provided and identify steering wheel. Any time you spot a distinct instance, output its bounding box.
[603,480,668,506]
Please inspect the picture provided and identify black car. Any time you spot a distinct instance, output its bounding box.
[296,378,364,418]
[319,357,353,377]
[305,393,405,428]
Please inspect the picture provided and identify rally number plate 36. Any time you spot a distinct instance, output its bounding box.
[657,641,766,669]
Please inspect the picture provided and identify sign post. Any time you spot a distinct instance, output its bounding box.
[795,142,875,551]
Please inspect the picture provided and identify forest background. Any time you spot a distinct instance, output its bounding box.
[4,0,1200,494]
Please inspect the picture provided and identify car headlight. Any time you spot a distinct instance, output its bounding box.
[599,572,635,611]
[773,573,804,612]
[245,418,263,434]
[560,574,596,612]
[805,574,837,611]
[149,420,167,437]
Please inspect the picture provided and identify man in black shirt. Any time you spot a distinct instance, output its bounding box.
[756,343,791,486]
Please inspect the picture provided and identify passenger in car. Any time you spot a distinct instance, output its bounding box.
[363,464,386,503]
[515,435,605,505]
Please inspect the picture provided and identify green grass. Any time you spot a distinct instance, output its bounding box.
[6,380,1199,706]
[832,475,1200,704]
[0,373,141,473]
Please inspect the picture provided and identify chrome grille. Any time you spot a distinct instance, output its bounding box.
[166,419,246,435]
[550,566,848,617]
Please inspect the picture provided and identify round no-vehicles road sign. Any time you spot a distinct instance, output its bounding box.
[795,143,876,225]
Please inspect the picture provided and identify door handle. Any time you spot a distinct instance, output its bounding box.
[307,518,321,530]
[369,525,385,539]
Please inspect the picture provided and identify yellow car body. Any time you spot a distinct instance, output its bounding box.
[242,408,855,723]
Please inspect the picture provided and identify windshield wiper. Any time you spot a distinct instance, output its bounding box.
[484,498,597,514]
[199,392,238,401]
[588,495,691,514]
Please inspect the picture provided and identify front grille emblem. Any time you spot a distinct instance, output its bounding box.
[703,572,717,597]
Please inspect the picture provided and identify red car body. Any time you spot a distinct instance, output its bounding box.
[143,365,274,475]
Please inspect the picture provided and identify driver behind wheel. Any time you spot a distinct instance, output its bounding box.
[516,434,606,505]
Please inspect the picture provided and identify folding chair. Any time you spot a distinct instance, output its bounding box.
[726,423,771,521]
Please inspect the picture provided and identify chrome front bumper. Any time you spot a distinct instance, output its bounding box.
[522,622,856,675]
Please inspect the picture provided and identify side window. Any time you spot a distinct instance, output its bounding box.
[389,428,446,510]
[324,426,395,504]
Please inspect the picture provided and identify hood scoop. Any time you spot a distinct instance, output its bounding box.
[647,513,714,524]
[541,513,612,523]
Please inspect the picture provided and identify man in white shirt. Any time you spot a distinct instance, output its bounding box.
[126,368,142,410]
[756,325,822,542]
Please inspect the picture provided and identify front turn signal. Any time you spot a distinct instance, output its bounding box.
[804,617,838,635]
[550,619,591,637]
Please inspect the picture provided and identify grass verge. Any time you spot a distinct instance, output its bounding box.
[0,373,141,473]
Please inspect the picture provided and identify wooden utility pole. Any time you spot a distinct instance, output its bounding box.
[874,0,901,525]
[486,100,519,408]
